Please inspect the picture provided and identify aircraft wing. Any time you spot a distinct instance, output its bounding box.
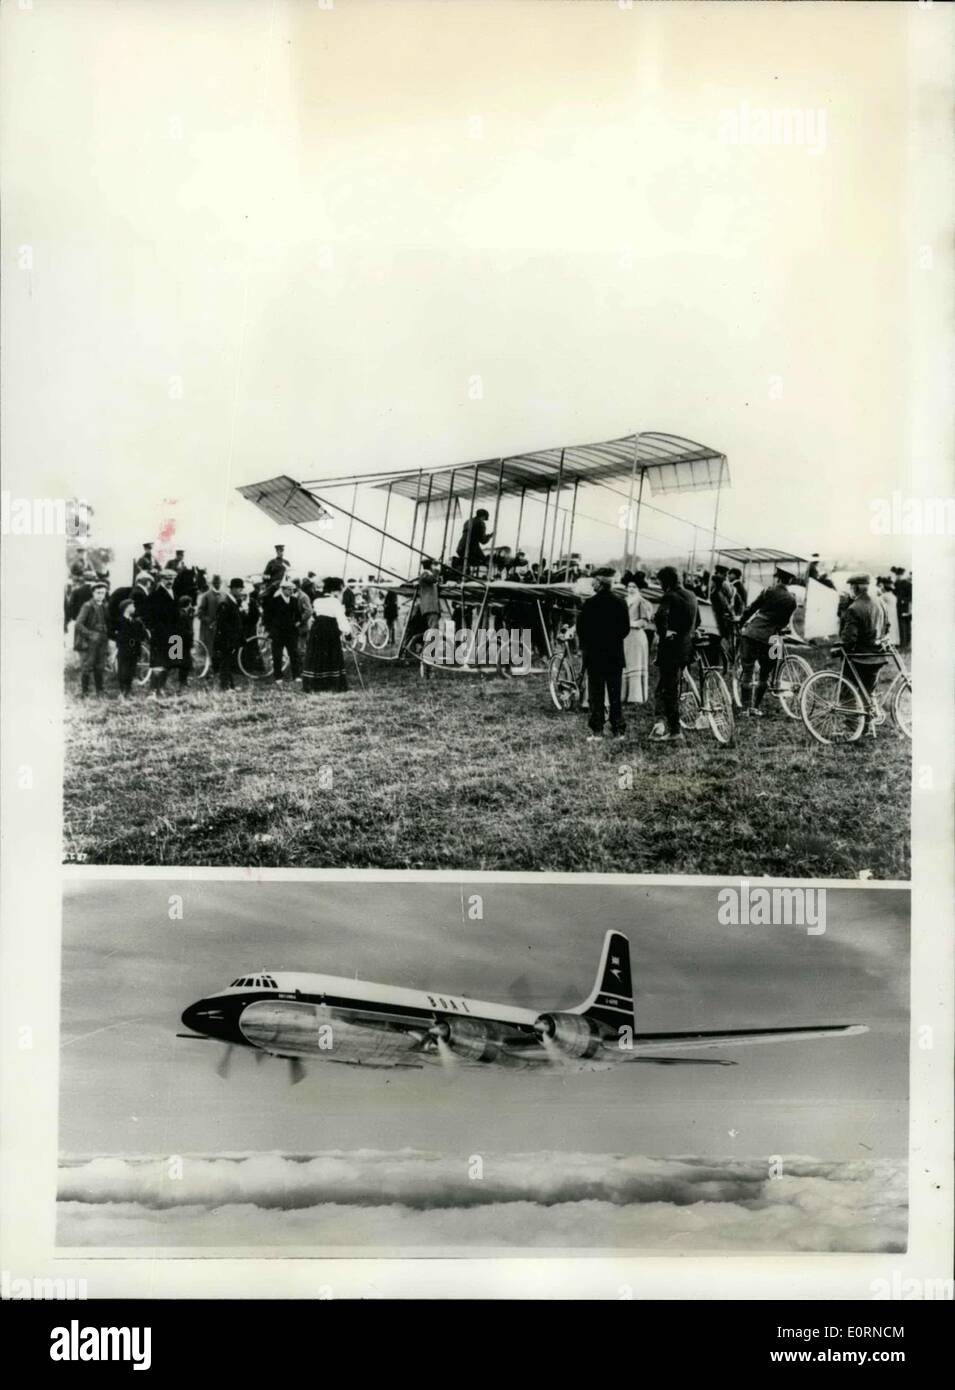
[616,1024,867,1061]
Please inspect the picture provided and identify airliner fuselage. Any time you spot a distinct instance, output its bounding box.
[179,933,867,1082]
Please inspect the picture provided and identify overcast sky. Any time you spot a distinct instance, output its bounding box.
[60,879,908,1160]
[4,0,923,583]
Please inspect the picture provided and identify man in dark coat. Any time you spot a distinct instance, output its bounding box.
[893,568,912,650]
[708,564,737,670]
[145,569,179,696]
[133,542,159,584]
[262,576,303,681]
[737,566,797,716]
[114,599,149,697]
[108,570,152,637]
[649,565,698,742]
[214,579,246,689]
[454,509,494,575]
[263,544,290,586]
[173,595,196,690]
[73,581,110,696]
[576,575,630,739]
[173,561,199,602]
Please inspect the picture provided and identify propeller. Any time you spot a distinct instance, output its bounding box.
[215,1045,234,1080]
[533,1020,566,1066]
[428,1022,458,1073]
[288,1057,306,1086]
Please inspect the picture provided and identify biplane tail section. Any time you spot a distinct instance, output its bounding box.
[236,476,333,527]
[574,931,635,1033]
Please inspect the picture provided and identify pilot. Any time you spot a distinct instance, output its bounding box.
[454,509,494,575]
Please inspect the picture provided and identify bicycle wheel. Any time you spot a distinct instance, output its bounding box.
[366,616,390,651]
[192,637,211,680]
[774,653,812,719]
[135,641,151,685]
[548,650,582,711]
[678,672,701,731]
[238,636,273,679]
[702,669,735,745]
[889,672,912,740]
[730,653,745,710]
[800,671,865,745]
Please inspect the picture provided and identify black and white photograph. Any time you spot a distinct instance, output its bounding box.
[1,0,951,1342]
[58,878,908,1255]
[44,0,916,879]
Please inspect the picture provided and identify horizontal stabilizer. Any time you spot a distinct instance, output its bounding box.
[237,476,333,526]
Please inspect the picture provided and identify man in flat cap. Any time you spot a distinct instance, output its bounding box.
[737,566,798,716]
[145,568,179,697]
[262,575,304,683]
[840,574,888,736]
[73,581,110,696]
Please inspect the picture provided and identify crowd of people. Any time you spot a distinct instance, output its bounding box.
[65,532,912,739]
[573,562,912,744]
[65,542,382,698]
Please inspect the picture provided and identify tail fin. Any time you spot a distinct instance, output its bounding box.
[574,931,635,1032]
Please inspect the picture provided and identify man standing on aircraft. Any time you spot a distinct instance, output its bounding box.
[576,573,630,740]
[649,565,698,743]
[454,508,494,575]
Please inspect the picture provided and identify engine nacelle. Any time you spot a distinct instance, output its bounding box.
[534,1012,605,1059]
[433,1017,505,1063]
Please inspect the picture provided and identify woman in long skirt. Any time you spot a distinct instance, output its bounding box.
[622,581,654,704]
[302,578,351,693]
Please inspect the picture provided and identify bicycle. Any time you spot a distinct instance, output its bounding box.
[548,624,584,711]
[237,625,291,680]
[677,633,735,745]
[109,634,210,685]
[800,641,911,745]
[731,627,812,719]
[342,607,390,653]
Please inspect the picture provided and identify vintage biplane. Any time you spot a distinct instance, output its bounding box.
[238,431,730,678]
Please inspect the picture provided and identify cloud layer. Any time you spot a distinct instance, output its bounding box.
[57,1151,907,1253]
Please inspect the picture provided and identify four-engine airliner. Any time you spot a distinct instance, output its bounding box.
[179,931,867,1083]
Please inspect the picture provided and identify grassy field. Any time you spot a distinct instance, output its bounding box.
[63,655,910,877]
